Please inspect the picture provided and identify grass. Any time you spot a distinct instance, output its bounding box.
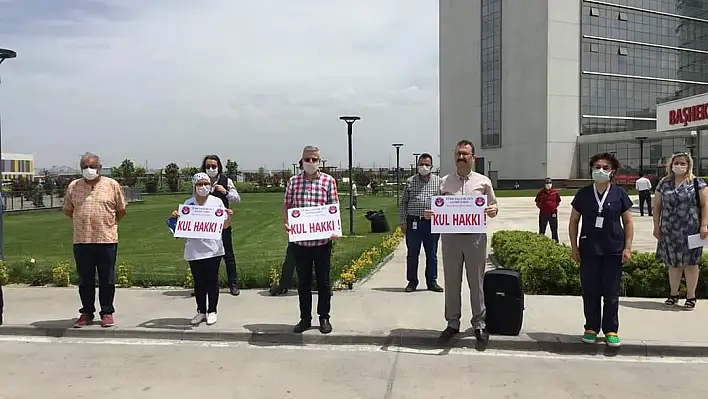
[4,193,398,288]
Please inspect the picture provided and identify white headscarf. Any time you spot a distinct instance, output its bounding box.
[192,172,210,192]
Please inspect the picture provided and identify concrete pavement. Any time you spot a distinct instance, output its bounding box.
[1,337,705,398]
[0,197,694,357]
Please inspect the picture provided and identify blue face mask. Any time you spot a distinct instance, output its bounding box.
[592,168,611,183]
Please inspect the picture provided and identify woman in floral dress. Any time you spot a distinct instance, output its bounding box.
[654,152,708,310]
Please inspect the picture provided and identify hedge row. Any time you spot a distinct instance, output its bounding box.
[0,229,405,290]
[491,230,708,298]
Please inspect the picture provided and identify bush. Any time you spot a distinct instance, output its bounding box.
[491,230,708,298]
[51,261,71,287]
[0,260,8,285]
[116,263,132,288]
[337,227,405,288]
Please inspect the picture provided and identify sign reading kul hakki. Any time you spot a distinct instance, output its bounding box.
[174,205,227,240]
[287,204,343,242]
[431,195,488,234]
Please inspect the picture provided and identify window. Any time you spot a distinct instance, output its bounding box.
[618,12,628,21]
[618,47,628,56]
[590,7,600,17]
[590,43,599,52]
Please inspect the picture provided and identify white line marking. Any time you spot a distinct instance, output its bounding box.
[0,335,704,364]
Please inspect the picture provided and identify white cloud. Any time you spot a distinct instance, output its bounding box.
[0,0,439,170]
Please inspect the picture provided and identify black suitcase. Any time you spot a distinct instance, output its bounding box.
[483,268,524,336]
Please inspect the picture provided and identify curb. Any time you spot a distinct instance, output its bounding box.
[1,324,707,357]
[352,251,397,288]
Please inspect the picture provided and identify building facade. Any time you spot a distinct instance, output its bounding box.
[440,0,708,184]
[1,152,34,181]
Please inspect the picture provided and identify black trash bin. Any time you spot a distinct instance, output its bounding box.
[365,210,390,233]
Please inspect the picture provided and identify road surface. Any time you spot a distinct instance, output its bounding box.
[0,336,704,398]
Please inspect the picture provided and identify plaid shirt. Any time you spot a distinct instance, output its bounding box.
[399,173,442,224]
[63,177,127,244]
[284,171,339,247]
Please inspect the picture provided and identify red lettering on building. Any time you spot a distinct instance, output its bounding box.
[669,103,708,126]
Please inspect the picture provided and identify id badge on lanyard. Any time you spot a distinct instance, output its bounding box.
[593,184,610,228]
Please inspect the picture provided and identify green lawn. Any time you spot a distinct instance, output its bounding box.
[4,193,398,288]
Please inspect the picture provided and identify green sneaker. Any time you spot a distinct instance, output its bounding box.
[582,330,597,344]
[606,333,621,347]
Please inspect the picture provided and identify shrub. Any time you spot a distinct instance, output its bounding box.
[8,258,53,286]
[183,266,194,289]
[0,260,8,285]
[116,263,132,288]
[491,230,708,298]
[337,227,404,288]
[51,261,71,287]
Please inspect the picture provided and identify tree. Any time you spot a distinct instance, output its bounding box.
[111,159,137,186]
[225,159,240,180]
[353,169,372,187]
[164,163,180,192]
[256,167,267,185]
[182,166,199,177]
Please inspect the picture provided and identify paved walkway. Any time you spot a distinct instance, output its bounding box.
[1,196,700,357]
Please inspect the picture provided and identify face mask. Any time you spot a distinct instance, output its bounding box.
[673,165,688,175]
[303,162,319,175]
[592,168,611,183]
[196,185,211,197]
[418,165,431,176]
[545,183,552,190]
[82,168,99,181]
[206,167,218,178]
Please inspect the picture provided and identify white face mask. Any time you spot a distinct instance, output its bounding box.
[303,161,319,175]
[418,165,431,176]
[196,185,211,197]
[544,183,552,189]
[82,168,99,181]
[206,167,218,178]
[672,165,688,175]
[592,168,611,183]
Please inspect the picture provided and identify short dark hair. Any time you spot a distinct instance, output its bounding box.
[589,152,620,171]
[455,140,475,155]
[298,159,303,169]
[201,155,223,174]
[638,172,644,177]
[418,153,433,164]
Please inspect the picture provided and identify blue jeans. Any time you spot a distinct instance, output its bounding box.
[405,216,440,287]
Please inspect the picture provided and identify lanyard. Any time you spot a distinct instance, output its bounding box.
[593,184,610,214]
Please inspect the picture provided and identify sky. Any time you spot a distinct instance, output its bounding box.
[0,0,439,171]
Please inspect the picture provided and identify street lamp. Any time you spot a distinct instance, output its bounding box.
[339,115,360,236]
[412,153,421,166]
[392,143,404,207]
[322,159,327,173]
[0,48,17,260]
[292,163,297,175]
[635,136,648,175]
[487,160,492,177]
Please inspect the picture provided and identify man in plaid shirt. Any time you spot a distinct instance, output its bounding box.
[399,153,443,293]
[284,146,339,334]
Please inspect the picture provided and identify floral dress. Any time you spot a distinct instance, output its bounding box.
[656,177,707,267]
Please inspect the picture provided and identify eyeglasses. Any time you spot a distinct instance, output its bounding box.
[206,165,218,170]
[302,157,319,163]
[195,182,211,187]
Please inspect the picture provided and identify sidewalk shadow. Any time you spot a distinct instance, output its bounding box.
[371,288,407,293]
[381,328,453,355]
[256,290,297,297]
[30,319,76,336]
[243,323,305,347]
[621,300,680,312]
[526,331,619,357]
[161,290,193,298]
[138,318,191,330]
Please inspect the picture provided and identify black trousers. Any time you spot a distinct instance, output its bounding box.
[278,242,298,289]
[222,227,238,286]
[638,190,652,216]
[294,242,332,321]
[189,256,222,314]
[539,213,559,242]
[74,243,118,316]
[579,254,622,334]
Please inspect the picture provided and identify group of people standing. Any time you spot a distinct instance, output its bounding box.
[532,151,706,347]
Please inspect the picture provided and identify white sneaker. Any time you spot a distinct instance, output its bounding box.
[191,313,206,326]
[206,312,217,326]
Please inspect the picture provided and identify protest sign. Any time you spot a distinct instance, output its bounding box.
[288,203,342,242]
[430,195,487,234]
[174,204,226,240]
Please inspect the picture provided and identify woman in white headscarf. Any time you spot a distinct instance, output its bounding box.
[171,173,232,326]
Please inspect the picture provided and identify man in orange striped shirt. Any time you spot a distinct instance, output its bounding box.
[63,152,127,329]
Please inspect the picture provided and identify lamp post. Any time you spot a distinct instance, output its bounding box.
[487,160,492,177]
[635,136,648,175]
[0,48,17,261]
[292,163,297,175]
[322,159,327,173]
[339,115,360,236]
[392,144,404,207]
[412,153,421,166]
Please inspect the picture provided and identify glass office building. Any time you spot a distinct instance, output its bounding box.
[578,0,708,178]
